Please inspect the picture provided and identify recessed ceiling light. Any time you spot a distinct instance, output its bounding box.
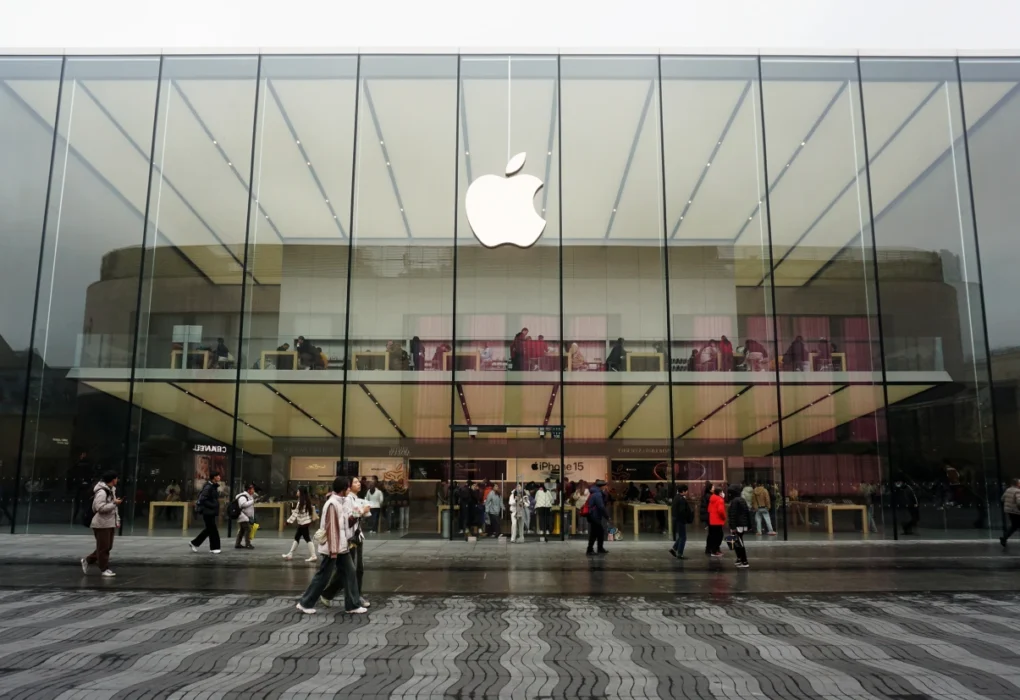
[333,215,337,219]
[380,140,384,145]
[706,162,711,167]
[386,161,390,166]
[306,161,311,166]
[748,216,753,221]
[400,208,404,212]
[612,208,616,213]
[212,139,217,145]
[325,198,329,203]
[227,162,233,167]
[296,139,301,145]
[688,200,692,204]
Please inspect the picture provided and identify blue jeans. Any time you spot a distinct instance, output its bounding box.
[672,521,687,555]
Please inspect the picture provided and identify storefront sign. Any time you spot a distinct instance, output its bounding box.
[509,457,607,484]
[289,456,340,481]
[193,444,228,454]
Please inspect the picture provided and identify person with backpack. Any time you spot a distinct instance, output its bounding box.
[80,471,122,577]
[283,487,318,561]
[233,483,257,549]
[669,484,693,559]
[189,472,222,553]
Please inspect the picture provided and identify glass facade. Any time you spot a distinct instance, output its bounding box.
[0,53,1013,541]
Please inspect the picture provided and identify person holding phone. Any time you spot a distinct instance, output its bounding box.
[80,471,122,578]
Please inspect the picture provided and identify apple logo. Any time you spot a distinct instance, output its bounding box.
[465,152,546,248]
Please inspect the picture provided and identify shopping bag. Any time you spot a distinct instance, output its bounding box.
[250,522,260,540]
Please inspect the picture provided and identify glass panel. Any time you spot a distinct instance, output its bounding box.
[960,58,1018,524]
[663,56,782,540]
[762,57,889,540]
[344,55,457,536]
[561,56,670,538]
[862,58,996,537]
[0,57,62,530]
[454,55,561,540]
[19,57,161,532]
[130,56,259,536]
[234,55,358,533]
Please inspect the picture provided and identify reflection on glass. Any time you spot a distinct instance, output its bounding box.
[863,58,996,535]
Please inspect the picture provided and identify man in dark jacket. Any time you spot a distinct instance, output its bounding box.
[585,479,610,555]
[457,481,474,535]
[895,478,920,535]
[189,472,222,553]
[670,484,692,559]
[699,481,712,528]
[727,485,751,568]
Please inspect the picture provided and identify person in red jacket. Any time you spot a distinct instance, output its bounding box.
[705,486,727,557]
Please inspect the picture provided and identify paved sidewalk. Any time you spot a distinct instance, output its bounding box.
[1,588,1019,699]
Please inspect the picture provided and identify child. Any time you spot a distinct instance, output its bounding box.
[283,487,318,562]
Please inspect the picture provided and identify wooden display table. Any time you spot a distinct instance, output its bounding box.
[789,501,868,535]
[809,352,847,371]
[442,351,482,371]
[255,502,288,532]
[148,501,190,532]
[627,352,664,372]
[260,350,298,369]
[627,502,672,539]
[170,349,211,369]
[353,351,390,370]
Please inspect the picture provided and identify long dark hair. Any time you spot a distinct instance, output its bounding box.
[298,487,311,514]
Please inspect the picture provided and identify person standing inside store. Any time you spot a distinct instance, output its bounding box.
[720,335,734,371]
[1000,477,1020,547]
[605,338,626,372]
[296,477,365,615]
[485,484,504,537]
[365,480,384,533]
[234,483,257,549]
[457,480,473,535]
[706,486,726,557]
[669,484,692,559]
[585,479,610,555]
[699,481,713,529]
[410,336,425,371]
[894,477,920,535]
[80,471,122,577]
[509,484,528,543]
[283,487,317,562]
[571,481,590,535]
[752,482,776,535]
[190,472,222,553]
[727,485,751,568]
[535,483,554,536]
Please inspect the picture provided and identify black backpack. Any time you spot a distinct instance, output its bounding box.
[80,486,110,528]
[227,495,242,520]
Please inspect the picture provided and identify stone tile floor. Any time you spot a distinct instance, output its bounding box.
[0,588,1019,699]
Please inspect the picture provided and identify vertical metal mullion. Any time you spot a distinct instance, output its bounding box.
[755,56,789,540]
[954,57,1005,531]
[11,56,67,534]
[855,58,897,540]
[556,57,566,541]
[120,55,166,535]
[655,55,677,507]
[340,54,363,470]
[448,56,462,541]
[227,54,264,539]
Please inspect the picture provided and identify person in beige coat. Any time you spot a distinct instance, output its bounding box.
[81,471,122,577]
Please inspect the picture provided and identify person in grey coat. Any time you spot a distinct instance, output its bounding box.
[80,471,122,577]
[485,484,504,537]
[234,483,257,549]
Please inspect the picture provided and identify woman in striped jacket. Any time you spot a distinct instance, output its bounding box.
[282,487,318,562]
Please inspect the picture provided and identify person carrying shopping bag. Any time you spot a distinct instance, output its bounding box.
[283,487,318,562]
[233,484,257,549]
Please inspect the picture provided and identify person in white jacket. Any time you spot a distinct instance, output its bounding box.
[234,484,256,549]
[283,487,318,562]
[509,485,528,543]
[364,481,384,533]
[535,484,554,535]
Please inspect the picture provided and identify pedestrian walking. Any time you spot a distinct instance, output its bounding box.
[752,482,776,535]
[80,471,122,577]
[295,477,365,615]
[189,472,222,553]
[669,484,692,559]
[283,487,318,561]
[728,485,751,568]
[705,486,726,557]
[320,476,372,610]
[234,483,257,549]
[365,481,384,533]
[894,478,920,535]
[585,479,610,555]
[485,484,504,537]
[1000,477,1020,547]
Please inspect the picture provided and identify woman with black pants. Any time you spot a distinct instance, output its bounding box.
[727,485,751,568]
[705,486,726,556]
[189,473,222,553]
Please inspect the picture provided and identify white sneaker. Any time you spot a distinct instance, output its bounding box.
[282,553,293,560]
[80,558,89,574]
[359,597,371,608]
[319,596,333,608]
[101,570,116,577]
[190,544,198,553]
[295,603,316,614]
[211,549,221,554]
[347,607,368,614]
